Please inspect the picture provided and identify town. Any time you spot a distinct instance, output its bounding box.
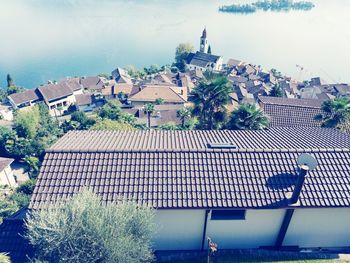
[0,28,350,263]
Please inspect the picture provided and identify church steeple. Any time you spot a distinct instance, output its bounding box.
[200,27,209,53]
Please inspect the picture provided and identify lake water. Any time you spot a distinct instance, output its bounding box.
[0,0,349,88]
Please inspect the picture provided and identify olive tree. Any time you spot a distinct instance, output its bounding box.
[25,189,156,263]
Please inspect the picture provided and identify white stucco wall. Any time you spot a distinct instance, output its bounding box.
[0,166,17,188]
[47,94,76,116]
[283,208,350,248]
[154,209,205,250]
[205,209,284,249]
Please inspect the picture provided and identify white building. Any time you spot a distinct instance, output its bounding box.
[8,89,42,110]
[38,83,76,116]
[0,157,16,189]
[28,128,350,251]
[186,28,223,72]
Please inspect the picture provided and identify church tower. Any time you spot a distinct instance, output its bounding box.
[200,27,209,53]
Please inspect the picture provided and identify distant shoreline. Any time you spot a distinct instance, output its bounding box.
[219,0,315,14]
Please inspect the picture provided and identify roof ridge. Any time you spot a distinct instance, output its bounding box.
[45,148,350,154]
[168,86,186,102]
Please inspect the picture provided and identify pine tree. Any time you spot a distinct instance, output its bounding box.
[208,45,212,54]
[6,74,14,87]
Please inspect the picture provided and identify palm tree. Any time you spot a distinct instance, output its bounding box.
[143,103,155,129]
[191,74,231,130]
[177,107,191,129]
[155,98,164,105]
[227,103,269,130]
[269,84,283,97]
[315,98,350,132]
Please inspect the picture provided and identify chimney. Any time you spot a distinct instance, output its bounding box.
[289,165,309,204]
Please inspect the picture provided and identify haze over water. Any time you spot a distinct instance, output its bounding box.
[0,0,349,88]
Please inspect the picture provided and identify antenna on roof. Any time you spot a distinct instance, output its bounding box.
[289,153,318,204]
[297,153,318,171]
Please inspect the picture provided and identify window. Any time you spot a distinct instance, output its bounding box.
[211,210,246,220]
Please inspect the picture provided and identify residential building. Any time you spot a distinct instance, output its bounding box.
[0,105,13,121]
[226,58,244,68]
[188,69,204,84]
[75,94,95,112]
[8,89,42,110]
[333,84,350,98]
[25,128,350,252]
[129,85,186,107]
[258,96,324,127]
[37,83,76,116]
[136,104,183,127]
[111,67,132,84]
[0,157,16,189]
[80,76,104,94]
[58,78,83,96]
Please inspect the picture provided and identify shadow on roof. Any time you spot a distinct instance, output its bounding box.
[266,172,298,190]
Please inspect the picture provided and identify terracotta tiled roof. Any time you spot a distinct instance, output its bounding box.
[259,96,323,108]
[0,157,14,172]
[259,96,324,127]
[113,83,133,95]
[38,83,73,102]
[75,94,92,106]
[80,76,104,90]
[48,128,349,152]
[8,89,41,105]
[30,148,350,210]
[129,86,186,104]
[187,52,221,67]
[58,78,82,92]
[29,129,350,209]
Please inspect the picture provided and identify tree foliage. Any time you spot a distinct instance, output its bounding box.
[7,85,24,95]
[14,106,41,139]
[315,98,350,132]
[269,84,283,97]
[177,107,193,129]
[191,74,231,130]
[1,103,61,159]
[174,43,194,72]
[70,111,96,129]
[90,119,135,131]
[227,103,270,130]
[143,65,162,76]
[7,74,14,87]
[23,156,40,178]
[0,198,19,224]
[25,189,156,263]
[155,98,164,105]
[143,103,155,129]
[99,100,137,125]
[158,122,178,130]
[16,178,36,195]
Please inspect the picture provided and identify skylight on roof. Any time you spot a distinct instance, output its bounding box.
[207,143,237,149]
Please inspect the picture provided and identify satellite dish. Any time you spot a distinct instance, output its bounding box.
[297,153,318,171]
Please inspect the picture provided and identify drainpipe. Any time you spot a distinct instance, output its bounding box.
[275,209,294,248]
[201,210,210,250]
[275,164,310,249]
